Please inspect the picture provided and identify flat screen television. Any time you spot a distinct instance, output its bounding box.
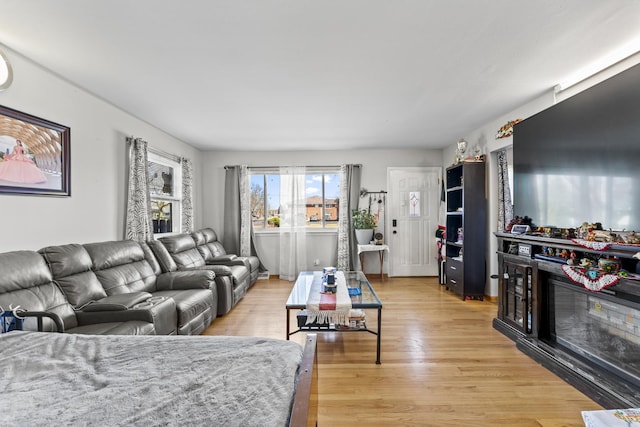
[513,62,640,232]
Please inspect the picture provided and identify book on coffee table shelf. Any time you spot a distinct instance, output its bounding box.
[296,308,366,329]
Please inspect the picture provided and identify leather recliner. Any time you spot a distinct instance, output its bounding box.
[0,250,155,335]
[192,228,261,286]
[149,235,250,316]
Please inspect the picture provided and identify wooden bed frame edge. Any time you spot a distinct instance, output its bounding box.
[289,333,318,427]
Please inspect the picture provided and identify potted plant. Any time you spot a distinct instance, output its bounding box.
[352,209,376,245]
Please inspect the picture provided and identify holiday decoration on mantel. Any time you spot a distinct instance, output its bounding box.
[561,264,620,292]
[495,119,522,139]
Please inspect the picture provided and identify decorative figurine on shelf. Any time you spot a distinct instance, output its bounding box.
[495,119,523,139]
[454,138,468,165]
[472,144,482,161]
[567,250,578,266]
[598,257,621,274]
[457,138,467,157]
[578,221,604,240]
[626,231,640,244]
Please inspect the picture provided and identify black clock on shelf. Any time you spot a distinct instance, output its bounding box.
[374,232,384,244]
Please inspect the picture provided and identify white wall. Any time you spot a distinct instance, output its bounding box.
[201,148,442,274]
[0,45,203,252]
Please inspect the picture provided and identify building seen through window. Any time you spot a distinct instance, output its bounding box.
[250,169,340,229]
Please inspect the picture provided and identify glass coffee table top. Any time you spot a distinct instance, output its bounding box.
[286,270,382,309]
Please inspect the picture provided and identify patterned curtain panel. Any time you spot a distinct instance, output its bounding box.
[238,165,251,257]
[497,149,514,231]
[125,137,153,242]
[181,157,194,233]
[337,164,362,271]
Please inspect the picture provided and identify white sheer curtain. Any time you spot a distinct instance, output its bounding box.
[279,166,308,281]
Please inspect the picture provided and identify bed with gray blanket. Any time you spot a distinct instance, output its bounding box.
[1,331,317,426]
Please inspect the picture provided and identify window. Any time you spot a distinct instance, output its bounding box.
[250,168,340,229]
[148,152,182,234]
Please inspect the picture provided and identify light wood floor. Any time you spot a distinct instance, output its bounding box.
[202,276,602,426]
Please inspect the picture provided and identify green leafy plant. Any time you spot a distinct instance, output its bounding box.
[352,209,376,229]
[267,216,280,227]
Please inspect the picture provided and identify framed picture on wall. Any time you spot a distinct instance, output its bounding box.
[0,104,70,196]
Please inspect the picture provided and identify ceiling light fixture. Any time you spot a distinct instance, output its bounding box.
[0,48,13,91]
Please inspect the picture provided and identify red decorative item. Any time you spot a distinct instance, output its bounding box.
[561,265,619,292]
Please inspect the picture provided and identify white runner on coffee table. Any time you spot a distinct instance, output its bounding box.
[306,271,351,326]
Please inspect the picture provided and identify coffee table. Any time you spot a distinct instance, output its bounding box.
[286,270,382,364]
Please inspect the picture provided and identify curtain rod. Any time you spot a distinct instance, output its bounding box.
[148,146,181,162]
[127,136,181,162]
[224,164,362,169]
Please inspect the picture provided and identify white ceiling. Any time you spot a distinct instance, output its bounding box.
[1,1,640,151]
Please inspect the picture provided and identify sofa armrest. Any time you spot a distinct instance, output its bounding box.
[205,255,252,271]
[14,310,65,333]
[203,264,233,277]
[82,292,153,312]
[76,298,177,335]
[156,270,216,290]
[209,254,237,263]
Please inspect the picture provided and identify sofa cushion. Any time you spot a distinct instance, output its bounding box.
[147,240,178,273]
[139,241,163,276]
[86,240,146,269]
[38,244,107,307]
[158,235,207,270]
[0,250,79,331]
[192,228,227,258]
[84,241,157,295]
[0,250,53,293]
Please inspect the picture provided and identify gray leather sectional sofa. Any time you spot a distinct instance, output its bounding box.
[0,228,258,336]
[149,228,260,316]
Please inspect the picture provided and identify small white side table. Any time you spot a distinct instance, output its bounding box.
[357,244,389,281]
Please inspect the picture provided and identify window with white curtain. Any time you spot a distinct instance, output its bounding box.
[249,167,340,230]
[148,151,182,234]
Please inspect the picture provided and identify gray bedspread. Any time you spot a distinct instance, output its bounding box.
[1,331,303,426]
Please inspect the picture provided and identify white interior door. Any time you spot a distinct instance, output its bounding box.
[387,167,441,277]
